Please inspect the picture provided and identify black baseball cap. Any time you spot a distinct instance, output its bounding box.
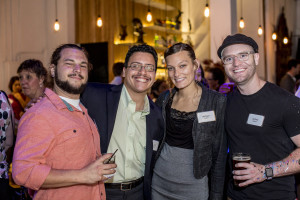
[217,34,259,58]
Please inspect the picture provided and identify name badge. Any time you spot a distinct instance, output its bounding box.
[153,140,159,151]
[197,111,216,123]
[247,114,264,127]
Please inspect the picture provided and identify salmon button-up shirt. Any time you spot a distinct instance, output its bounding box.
[12,88,105,200]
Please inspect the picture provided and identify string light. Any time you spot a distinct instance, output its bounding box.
[204,1,210,18]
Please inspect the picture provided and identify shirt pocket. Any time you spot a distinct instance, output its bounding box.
[55,128,90,162]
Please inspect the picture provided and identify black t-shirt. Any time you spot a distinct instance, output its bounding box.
[226,82,300,200]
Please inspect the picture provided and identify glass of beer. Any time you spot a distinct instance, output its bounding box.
[232,152,251,186]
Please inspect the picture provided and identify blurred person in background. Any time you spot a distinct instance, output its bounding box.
[17,59,48,108]
[8,76,29,123]
[149,79,169,102]
[204,66,225,92]
[279,59,300,94]
[109,62,124,85]
[195,64,208,87]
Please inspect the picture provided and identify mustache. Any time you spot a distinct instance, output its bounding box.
[133,75,150,79]
[68,74,84,79]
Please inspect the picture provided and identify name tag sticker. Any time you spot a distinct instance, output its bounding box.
[197,111,216,123]
[153,140,159,151]
[247,114,264,127]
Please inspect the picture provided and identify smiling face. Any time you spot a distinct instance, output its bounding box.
[123,52,156,96]
[166,51,197,90]
[19,70,44,99]
[50,48,89,98]
[222,44,259,86]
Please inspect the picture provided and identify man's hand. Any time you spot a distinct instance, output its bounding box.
[79,153,117,184]
[41,153,117,188]
[233,162,266,187]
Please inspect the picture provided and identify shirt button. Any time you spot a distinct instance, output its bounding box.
[73,130,77,133]
[83,112,85,115]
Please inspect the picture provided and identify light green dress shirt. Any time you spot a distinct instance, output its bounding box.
[107,85,150,183]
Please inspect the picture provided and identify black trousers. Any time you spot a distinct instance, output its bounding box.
[105,182,144,200]
[0,178,11,200]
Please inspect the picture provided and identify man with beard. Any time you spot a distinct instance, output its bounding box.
[81,44,164,200]
[12,44,116,200]
[218,34,300,200]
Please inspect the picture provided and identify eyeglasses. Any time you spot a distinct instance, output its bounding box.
[128,63,155,72]
[221,51,255,65]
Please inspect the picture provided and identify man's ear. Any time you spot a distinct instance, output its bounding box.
[50,64,55,77]
[122,67,126,78]
[254,53,259,66]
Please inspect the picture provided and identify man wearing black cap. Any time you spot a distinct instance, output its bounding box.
[218,33,300,200]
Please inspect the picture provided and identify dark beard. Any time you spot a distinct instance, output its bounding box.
[54,71,87,94]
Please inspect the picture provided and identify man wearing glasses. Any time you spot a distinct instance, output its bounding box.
[81,44,163,200]
[218,34,300,200]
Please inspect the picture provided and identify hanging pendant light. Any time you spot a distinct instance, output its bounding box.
[239,0,245,29]
[283,36,288,44]
[146,0,152,22]
[204,0,210,18]
[239,17,245,29]
[272,32,277,40]
[271,1,277,40]
[258,25,263,35]
[257,1,263,36]
[53,0,60,31]
[54,19,60,31]
[97,15,103,27]
[96,0,103,27]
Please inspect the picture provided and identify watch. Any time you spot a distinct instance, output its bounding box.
[265,167,273,180]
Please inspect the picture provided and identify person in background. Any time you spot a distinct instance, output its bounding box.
[8,76,29,122]
[149,79,169,102]
[152,43,227,200]
[109,62,124,85]
[279,59,300,93]
[17,59,48,107]
[204,66,225,91]
[81,44,164,200]
[195,64,208,87]
[12,44,116,200]
[218,33,300,200]
[0,90,14,200]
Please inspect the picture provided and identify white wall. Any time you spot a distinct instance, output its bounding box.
[0,0,75,93]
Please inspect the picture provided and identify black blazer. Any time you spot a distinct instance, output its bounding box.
[81,83,164,200]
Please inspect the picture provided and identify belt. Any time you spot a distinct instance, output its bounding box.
[105,177,144,191]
